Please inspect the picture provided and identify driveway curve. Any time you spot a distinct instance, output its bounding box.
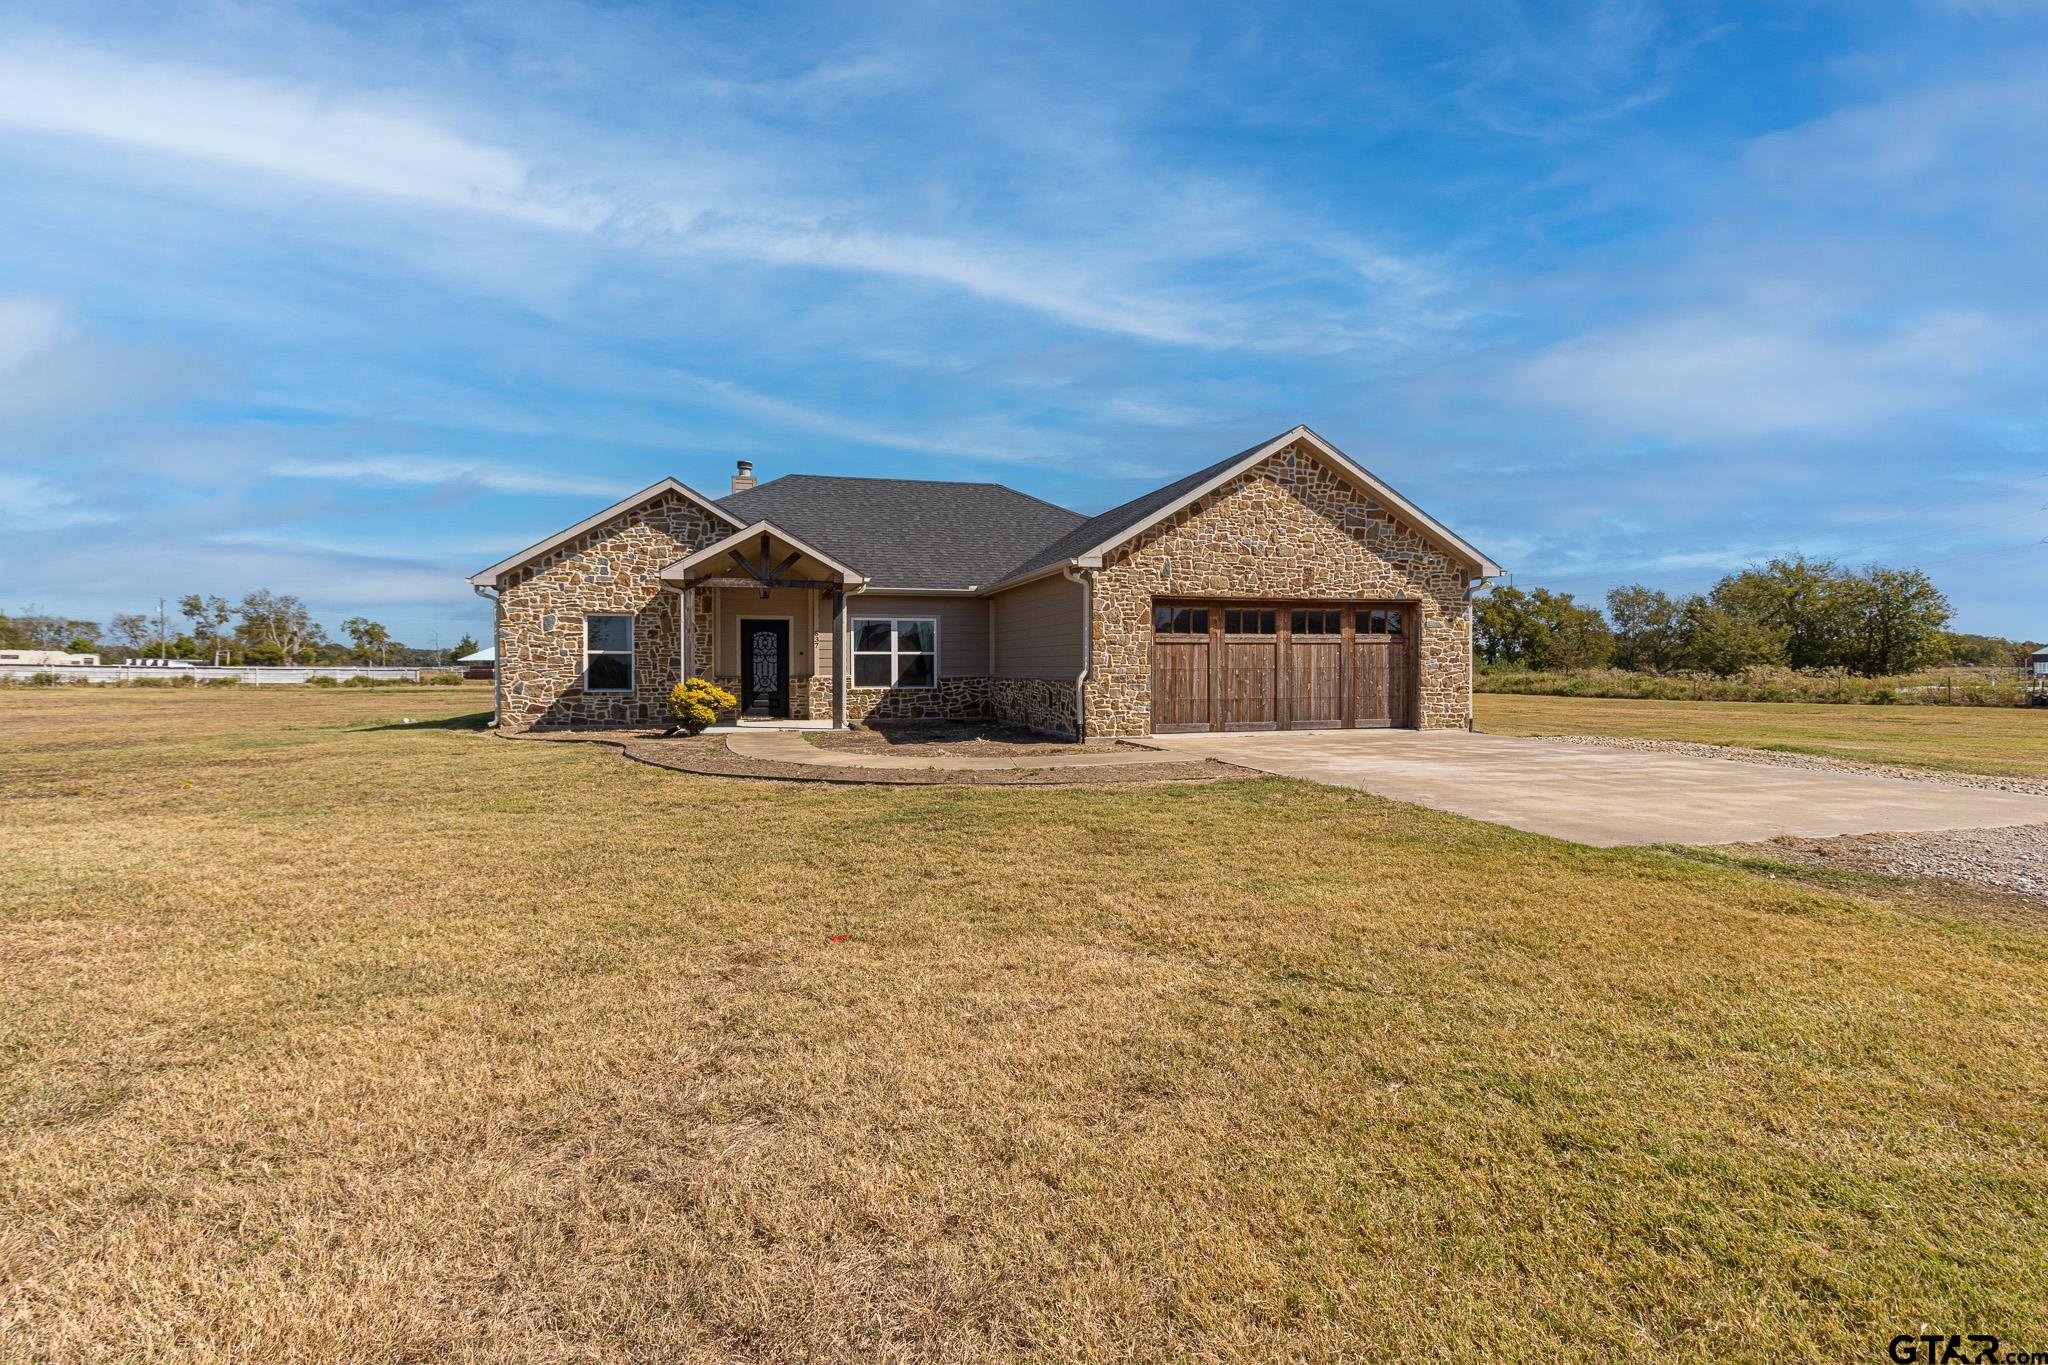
[1132,729,2048,846]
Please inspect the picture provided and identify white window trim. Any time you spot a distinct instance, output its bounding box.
[583,613,635,693]
[852,616,938,689]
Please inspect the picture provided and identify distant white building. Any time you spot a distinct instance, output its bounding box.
[2032,647,2048,678]
[0,649,99,666]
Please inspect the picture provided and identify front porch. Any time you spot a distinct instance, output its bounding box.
[662,521,861,727]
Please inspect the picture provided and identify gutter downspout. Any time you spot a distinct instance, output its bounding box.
[471,583,502,728]
[1463,576,1487,732]
[1061,566,1093,742]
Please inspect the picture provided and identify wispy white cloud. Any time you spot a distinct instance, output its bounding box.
[1499,305,2018,439]
[0,293,70,372]
[0,42,605,229]
[1447,0,1695,137]
[0,470,114,527]
[660,369,1079,466]
[271,455,619,497]
[0,292,201,433]
[0,39,1448,353]
[684,220,1213,346]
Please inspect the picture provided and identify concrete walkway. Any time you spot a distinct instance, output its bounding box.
[1133,728,2048,846]
[725,730,1208,771]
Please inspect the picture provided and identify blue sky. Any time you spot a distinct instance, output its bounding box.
[2,0,2045,646]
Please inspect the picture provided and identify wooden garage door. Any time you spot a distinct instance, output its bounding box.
[1149,605,1212,733]
[1350,606,1411,728]
[1149,601,1414,732]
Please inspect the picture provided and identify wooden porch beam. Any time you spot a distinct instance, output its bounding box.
[684,575,845,591]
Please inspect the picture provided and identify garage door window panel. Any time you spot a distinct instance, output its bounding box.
[1152,606,1209,636]
[1224,609,1275,636]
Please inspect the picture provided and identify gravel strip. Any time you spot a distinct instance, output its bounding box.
[1538,735,2048,905]
[1536,734,2048,797]
[1727,823,2048,907]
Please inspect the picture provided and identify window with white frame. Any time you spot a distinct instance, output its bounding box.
[852,617,936,688]
[584,614,634,692]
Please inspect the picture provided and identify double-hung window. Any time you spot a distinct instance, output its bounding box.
[584,614,634,692]
[853,618,936,688]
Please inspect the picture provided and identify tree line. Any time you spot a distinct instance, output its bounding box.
[1,592,477,667]
[1476,555,2039,677]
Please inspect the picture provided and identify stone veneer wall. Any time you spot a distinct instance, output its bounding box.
[847,677,990,724]
[791,673,832,722]
[496,492,726,730]
[1084,441,1474,738]
[991,677,1079,738]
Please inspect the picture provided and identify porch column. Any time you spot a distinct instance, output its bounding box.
[679,585,694,678]
[830,587,847,729]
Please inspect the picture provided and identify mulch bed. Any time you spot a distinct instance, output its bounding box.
[505,728,1252,788]
[807,721,1135,757]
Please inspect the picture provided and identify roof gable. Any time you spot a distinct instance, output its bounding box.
[467,477,744,587]
[987,426,1501,587]
[658,520,864,585]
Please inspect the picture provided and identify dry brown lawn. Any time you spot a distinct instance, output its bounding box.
[3,684,2047,1362]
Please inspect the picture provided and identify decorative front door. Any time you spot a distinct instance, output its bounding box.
[739,619,790,717]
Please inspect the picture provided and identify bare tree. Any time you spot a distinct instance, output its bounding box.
[179,594,234,665]
[341,616,395,664]
[235,591,322,664]
[109,612,157,655]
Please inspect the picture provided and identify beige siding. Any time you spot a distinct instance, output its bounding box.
[802,593,827,679]
[989,574,1084,680]
[713,586,820,676]
[850,594,989,678]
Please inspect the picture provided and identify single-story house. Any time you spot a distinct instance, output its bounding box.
[456,645,496,681]
[0,650,100,667]
[467,425,1500,739]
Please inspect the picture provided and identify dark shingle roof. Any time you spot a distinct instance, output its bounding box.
[988,435,1278,585]
[718,475,1087,590]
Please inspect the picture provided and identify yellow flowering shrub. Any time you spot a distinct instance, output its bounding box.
[668,677,738,734]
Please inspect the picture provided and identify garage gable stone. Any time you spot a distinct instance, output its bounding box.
[1084,440,1473,736]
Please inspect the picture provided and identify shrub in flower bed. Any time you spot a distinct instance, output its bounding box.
[669,677,738,734]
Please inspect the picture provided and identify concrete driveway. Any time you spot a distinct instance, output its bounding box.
[1133,729,2048,846]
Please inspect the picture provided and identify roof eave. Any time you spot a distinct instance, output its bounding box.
[978,560,1077,596]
